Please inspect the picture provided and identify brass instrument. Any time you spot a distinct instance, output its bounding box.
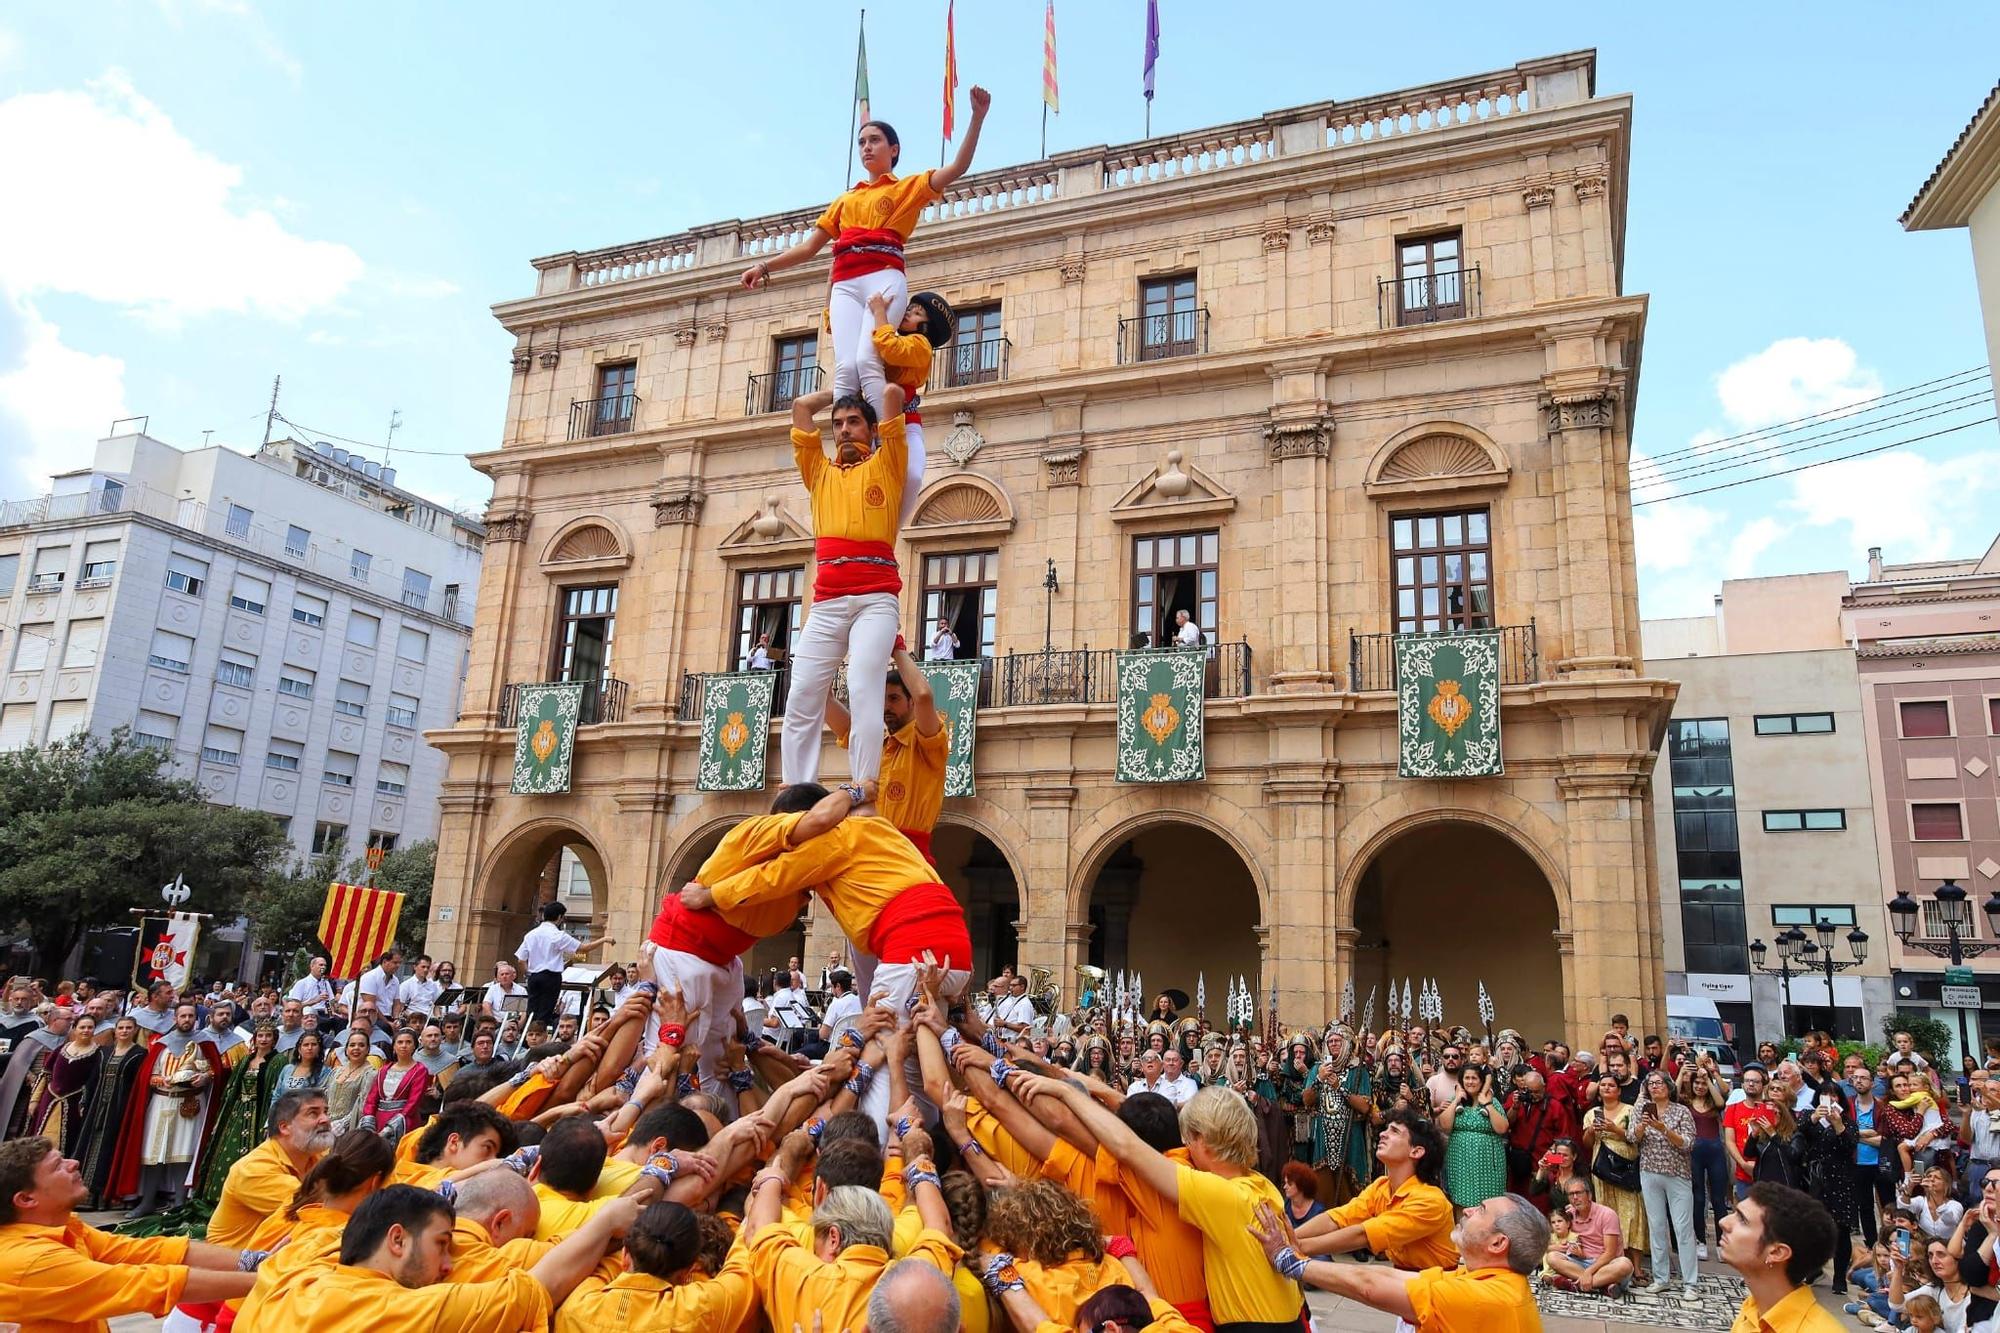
[1028,964,1061,1015]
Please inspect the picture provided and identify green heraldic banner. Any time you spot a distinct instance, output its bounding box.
[511,682,585,795]
[1115,648,1206,783]
[1396,631,1504,778]
[697,671,776,792]
[921,660,981,798]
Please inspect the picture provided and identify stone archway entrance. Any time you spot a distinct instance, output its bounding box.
[1352,820,1564,1041]
[932,822,1021,986]
[1082,822,1262,1008]
[472,821,611,976]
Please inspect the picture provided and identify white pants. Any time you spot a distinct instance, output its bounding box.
[855,962,971,1139]
[897,419,926,528]
[641,942,741,1096]
[782,590,899,784]
[828,270,909,420]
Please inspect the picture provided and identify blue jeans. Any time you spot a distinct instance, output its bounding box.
[1851,1267,1892,1320]
[1691,1137,1731,1242]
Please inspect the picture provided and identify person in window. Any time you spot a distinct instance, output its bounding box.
[747,632,775,671]
[925,616,959,661]
[1172,609,1203,648]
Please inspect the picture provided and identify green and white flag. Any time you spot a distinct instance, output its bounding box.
[511,682,584,795]
[921,659,982,797]
[1396,631,1503,778]
[697,671,776,792]
[1114,647,1206,783]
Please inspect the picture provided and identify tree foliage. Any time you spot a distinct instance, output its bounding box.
[0,729,290,968]
[1884,1010,1956,1063]
[251,840,437,986]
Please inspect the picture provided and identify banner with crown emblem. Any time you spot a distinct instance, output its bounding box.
[1114,647,1206,783]
[696,671,776,792]
[920,659,981,797]
[1396,631,1503,778]
[510,682,584,795]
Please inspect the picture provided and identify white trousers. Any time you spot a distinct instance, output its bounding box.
[828,271,909,420]
[897,420,926,528]
[854,963,971,1139]
[781,590,899,784]
[641,942,741,1096]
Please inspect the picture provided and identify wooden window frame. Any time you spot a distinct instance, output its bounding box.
[920,550,999,659]
[939,304,1005,388]
[1395,230,1466,326]
[1131,529,1219,647]
[730,566,805,671]
[1389,507,1493,635]
[769,334,819,411]
[1137,274,1199,361]
[552,583,619,683]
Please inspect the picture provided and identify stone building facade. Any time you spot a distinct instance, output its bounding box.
[425,49,1673,1046]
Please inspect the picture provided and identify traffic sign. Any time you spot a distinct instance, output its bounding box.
[1945,965,1976,986]
[1942,984,1982,1009]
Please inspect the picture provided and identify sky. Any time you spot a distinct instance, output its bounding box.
[0,3,1996,618]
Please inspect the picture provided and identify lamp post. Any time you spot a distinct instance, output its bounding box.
[1888,880,2000,1066]
[1748,926,1809,1038]
[1790,916,1869,1038]
[1042,558,1060,653]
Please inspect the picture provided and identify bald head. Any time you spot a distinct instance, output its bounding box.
[865,1258,961,1333]
[449,1166,541,1244]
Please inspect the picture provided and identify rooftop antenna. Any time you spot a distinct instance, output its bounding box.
[260,375,281,450]
[201,430,213,447]
[384,408,402,469]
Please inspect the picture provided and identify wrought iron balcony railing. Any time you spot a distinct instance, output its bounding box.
[569,393,638,440]
[931,336,1011,390]
[1346,621,1538,692]
[499,675,629,727]
[746,365,824,416]
[1117,308,1210,364]
[1378,264,1482,328]
[677,662,794,722]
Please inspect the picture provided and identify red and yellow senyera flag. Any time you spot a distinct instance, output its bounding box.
[942,0,958,142]
[318,882,404,979]
[1043,1,1059,114]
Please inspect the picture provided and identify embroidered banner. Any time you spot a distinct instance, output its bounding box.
[921,659,982,797]
[1396,631,1504,778]
[133,912,202,991]
[697,671,776,792]
[511,681,585,794]
[1114,647,1206,783]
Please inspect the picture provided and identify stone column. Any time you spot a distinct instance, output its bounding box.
[1263,364,1336,689]
[1024,783,1078,999]
[1556,766,1667,1046]
[638,453,706,720]
[424,786,491,964]
[1039,397,1087,650]
[1540,359,1635,677]
[1521,177,1557,306]
[1264,764,1339,1023]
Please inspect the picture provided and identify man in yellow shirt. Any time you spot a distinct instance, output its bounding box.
[444,1169,553,1284]
[827,641,948,866]
[1248,1191,1548,1332]
[1721,1182,1845,1333]
[778,382,912,788]
[392,1101,515,1189]
[245,1182,635,1333]
[207,1088,332,1247]
[0,1135,257,1333]
[556,1199,759,1333]
[1292,1110,1458,1272]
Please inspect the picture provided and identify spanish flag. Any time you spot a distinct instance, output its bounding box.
[318,881,404,980]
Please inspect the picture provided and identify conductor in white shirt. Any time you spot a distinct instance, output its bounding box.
[395,954,442,1022]
[288,955,336,1017]
[516,901,614,1025]
[925,617,960,661]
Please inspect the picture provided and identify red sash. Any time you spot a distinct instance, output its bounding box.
[814,536,901,600]
[866,882,972,968]
[647,895,755,968]
[830,227,906,280]
[899,827,936,868]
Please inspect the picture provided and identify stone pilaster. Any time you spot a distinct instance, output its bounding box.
[1025,782,1078,1000]
[1263,363,1336,688]
[1541,355,1636,676]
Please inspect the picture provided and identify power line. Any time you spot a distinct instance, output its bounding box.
[1636,391,1996,489]
[271,411,470,459]
[1631,415,2000,507]
[1637,365,1990,466]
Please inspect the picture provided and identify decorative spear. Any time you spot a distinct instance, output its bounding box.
[1197,972,1206,1020]
[1339,976,1355,1027]
[1477,979,1495,1046]
[1400,977,1413,1024]
[1267,975,1280,1047]
[1362,984,1377,1038]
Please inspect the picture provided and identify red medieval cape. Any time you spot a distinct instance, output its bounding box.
[107,1033,226,1201]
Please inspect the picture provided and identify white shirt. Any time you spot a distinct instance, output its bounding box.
[289,975,334,1013]
[1917,1195,1966,1241]
[992,993,1036,1034]
[1127,1077,1166,1098]
[357,966,400,1012]
[926,628,959,660]
[1174,619,1201,646]
[821,991,863,1037]
[398,976,443,1016]
[1154,1072,1198,1106]
[483,981,527,1014]
[742,997,767,1031]
[749,645,773,669]
[518,922,582,975]
[768,987,814,1031]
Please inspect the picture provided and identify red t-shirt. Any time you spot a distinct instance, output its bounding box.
[1721,1101,1777,1182]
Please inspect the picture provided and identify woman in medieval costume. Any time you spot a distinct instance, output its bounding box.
[192,1021,285,1211]
[359,1028,431,1145]
[25,1012,103,1155]
[77,1015,147,1209]
[1310,1026,1374,1205]
[1275,1034,1319,1166]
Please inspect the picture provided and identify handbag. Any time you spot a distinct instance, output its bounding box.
[1592,1139,1641,1193]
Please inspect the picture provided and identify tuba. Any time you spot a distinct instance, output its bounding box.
[1075,964,1107,1009]
[1028,965,1061,1015]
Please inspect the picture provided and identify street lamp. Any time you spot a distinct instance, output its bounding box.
[1791,917,1868,1038]
[1888,879,2000,1065]
[1750,925,1813,1037]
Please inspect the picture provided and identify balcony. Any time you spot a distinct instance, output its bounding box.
[676,662,793,722]
[931,337,1011,390]
[569,393,638,440]
[1117,308,1209,364]
[498,675,630,728]
[1346,621,1539,692]
[1378,265,1482,328]
[746,365,823,416]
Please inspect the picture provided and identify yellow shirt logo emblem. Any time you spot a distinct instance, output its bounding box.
[1427,680,1473,737]
[530,718,558,764]
[1141,692,1181,746]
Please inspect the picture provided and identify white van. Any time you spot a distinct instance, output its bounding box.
[1667,994,1740,1079]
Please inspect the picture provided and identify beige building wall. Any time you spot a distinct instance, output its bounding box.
[425,50,1674,1049]
[1903,83,2000,405]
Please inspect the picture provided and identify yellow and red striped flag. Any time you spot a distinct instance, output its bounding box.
[942,0,958,143]
[318,881,404,980]
[1043,1,1059,114]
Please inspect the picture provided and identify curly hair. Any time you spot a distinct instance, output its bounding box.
[983,1178,1103,1265]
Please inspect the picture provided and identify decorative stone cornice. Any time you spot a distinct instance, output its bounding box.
[1042,447,1083,487]
[1572,165,1609,200]
[1058,256,1086,285]
[482,508,531,544]
[510,349,532,374]
[1305,218,1336,245]
[650,486,705,527]
[1543,391,1616,433]
[538,348,561,370]
[1521,180,1557,209]
[672,325,698,348]
[1024,783,1078,807]
[1261,226,1291,251]
[1263,416,1332,461]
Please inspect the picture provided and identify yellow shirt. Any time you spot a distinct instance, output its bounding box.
[1325,1172,1458,1273]
[815,170,941,242]
[963,1095,1043,1181]
[1730,1284,1848,1333]
[243,1261,550,1333]
[1034,1296,1196,1333]
[1096,1144,1206,1308]
[749,1224,960,1333]
[238,1204,347,1325]
[1405,1265,1542,1331]
[532,1183,616,1242]
[208,1135,318,1249]
[871,325,935,397]
[497,1071,557,1121]
[789,416,910,548]
[1173,1164,1303,1325]
[446,1217,553,1285]
[392,1158,450,1189]
[1019,1252,1133,1329]
[394,1113,438,1165]
[693,814,811,939]
[557,1240,759,1333]
[0,1217,190,1333]
[589,1156,645,1201]
[709,814,935,955]
[840,717,948,835]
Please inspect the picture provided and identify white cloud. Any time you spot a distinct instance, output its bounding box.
[1725,516,1788,578]
[0,71,362,323]
[0,288,129,493]
[1785,449,2000,566]
[1714,336,1882,430]
[0,27,20,70]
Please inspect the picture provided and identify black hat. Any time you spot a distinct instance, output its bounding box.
[907,291,955,349]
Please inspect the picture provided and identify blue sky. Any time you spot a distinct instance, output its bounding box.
[0,3,1996,617]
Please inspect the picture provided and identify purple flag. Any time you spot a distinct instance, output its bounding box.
[1142,0,1159,101]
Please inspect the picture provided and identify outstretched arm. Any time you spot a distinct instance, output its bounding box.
[1249,1202,1406,1316]
[741,229,832,291]
[892,645,942,737]
[930,87,991,192]
[1015,1071,1178,1202]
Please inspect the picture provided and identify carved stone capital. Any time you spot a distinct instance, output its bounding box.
[1042,447,1083,487]
[1305,218,1336,245]
[482,508,530,544]
[1572,165,1609,200]
[509,349,532,375]
[1261,226,1291,252]
[1263,416,1331,461]
[1543,392,1616,433]
[650,487,705,527]
[703,322,728,343]
[1058,256,1086,285]
[672,325,698,348]
[1522,181,1557,210]
[537,348,561,370]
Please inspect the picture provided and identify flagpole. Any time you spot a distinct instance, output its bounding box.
[846,10,865,189]
[1041,103,1048,160]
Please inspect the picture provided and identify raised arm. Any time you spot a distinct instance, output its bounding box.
[961,1062,1058,1161]
[1016,1071,1179,1202]
[930,87,991,192]
[892,644,942,737]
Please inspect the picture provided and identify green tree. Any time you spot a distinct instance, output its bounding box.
[0,730,290,968]
[251,841,436,986]
[367,840,436,958]
[1883,1010,1956,1063]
